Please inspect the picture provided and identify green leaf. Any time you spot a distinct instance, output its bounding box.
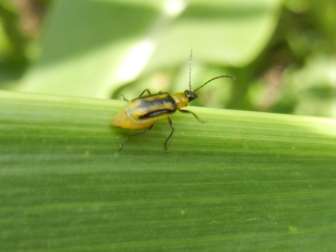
[146,0,283,71]
[17,0,282,98]
[1,90,336,251]
[278,55,336,117]
[18,0,162,98]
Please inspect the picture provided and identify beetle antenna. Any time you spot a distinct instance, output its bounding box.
[188,49,193,91]
[193,74,234,93]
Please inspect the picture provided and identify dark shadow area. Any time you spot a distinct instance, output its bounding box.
[181,2,274,21]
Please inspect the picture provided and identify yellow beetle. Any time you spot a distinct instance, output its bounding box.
[112,74,232,151]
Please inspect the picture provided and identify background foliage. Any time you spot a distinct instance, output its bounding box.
[1,0,335,116]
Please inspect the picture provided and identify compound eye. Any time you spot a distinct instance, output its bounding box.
[187,90,194,97]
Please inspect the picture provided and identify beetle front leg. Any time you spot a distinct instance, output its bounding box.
[178,109,204,123]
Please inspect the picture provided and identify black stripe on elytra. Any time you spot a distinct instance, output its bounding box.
[139,108,175,119]
[139,94,175,106]
[157,95,176,107]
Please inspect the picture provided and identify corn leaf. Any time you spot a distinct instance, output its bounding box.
[1,90,336,251]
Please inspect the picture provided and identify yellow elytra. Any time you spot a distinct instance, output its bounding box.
[112,75,232,151]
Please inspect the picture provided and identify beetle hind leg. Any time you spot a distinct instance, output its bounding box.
[118,124,154,152]
[164,117,174,151]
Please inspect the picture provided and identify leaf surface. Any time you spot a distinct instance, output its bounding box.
[1,91,336,251]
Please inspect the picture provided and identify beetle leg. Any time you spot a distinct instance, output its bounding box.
[122,95,129,102]
[164,117,174,151]
[118,125,154,152]
[178,109,205,123]
[138,89,152,98]
[158,91,169,95]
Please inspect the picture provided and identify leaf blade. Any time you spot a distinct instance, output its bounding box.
[1,90,336,251]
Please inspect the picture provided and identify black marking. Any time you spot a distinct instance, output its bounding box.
[140,109,175,119]
[142,93,174,103]
[137,94,177,119]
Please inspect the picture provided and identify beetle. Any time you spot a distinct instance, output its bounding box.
[112,73,233,151]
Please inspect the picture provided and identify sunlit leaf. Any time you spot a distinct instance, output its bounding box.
[1,90,336,251]
[18,0,282,98]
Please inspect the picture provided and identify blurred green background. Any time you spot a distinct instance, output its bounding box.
[1,0,335,117]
